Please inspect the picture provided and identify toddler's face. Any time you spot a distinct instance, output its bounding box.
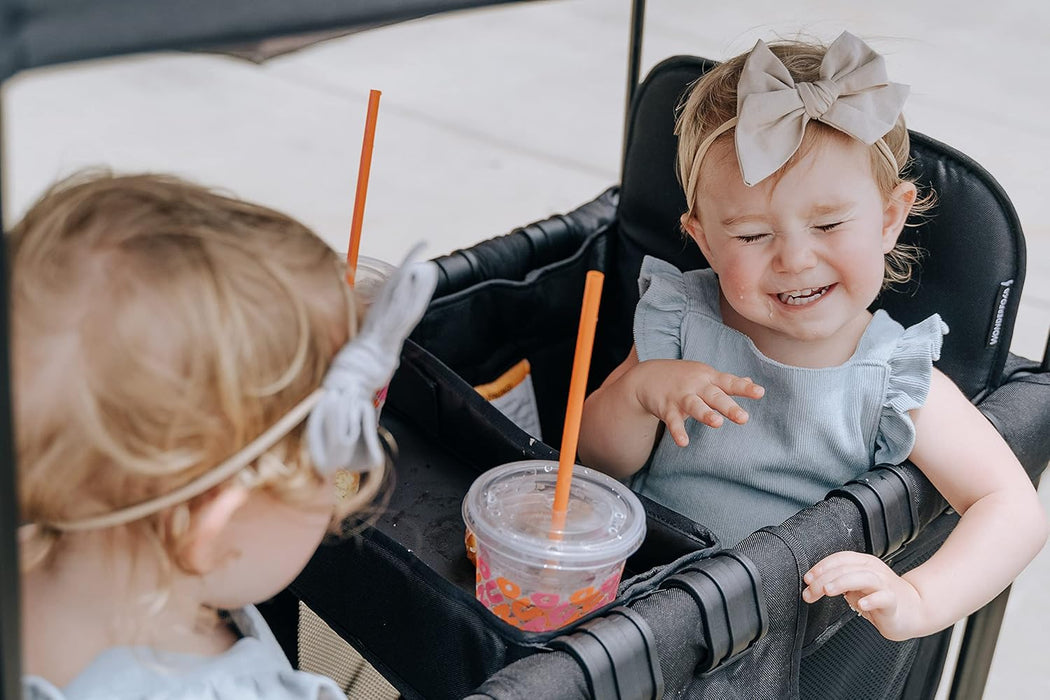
[199,477,336,609]
[687,134,907,366]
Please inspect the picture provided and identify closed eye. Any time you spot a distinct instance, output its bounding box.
[814,221,844,232]
[735,233,770,244]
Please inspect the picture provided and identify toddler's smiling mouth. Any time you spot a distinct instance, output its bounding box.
[775,285,832,306]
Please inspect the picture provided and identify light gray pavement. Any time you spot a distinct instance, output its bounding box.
[3,1,1047,696]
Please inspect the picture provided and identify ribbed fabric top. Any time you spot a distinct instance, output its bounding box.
[23,606,344,700]
[632,257,947,546]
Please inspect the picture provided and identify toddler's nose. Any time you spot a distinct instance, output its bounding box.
[773,234,818,273]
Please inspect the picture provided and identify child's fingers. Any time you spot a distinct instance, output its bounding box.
[805,551,876,583]
[805,560,861,587]
[719,374,765,400]
[679,394,725,428]
[803,571,869,603]
[664,413,690,447]
[696,386,748,425]
[803,552,885,602]
[811,569,884,600]
[802,585,827,603]
[856,590,896,615]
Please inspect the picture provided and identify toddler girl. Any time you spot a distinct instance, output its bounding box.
[578,32,1046,641]
[16,173,436,697]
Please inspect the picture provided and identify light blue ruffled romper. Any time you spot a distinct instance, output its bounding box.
[631,257,948,546]
[22,605,344,700]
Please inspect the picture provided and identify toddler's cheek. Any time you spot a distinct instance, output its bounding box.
[715,271,749,301]
[718,282,750,312]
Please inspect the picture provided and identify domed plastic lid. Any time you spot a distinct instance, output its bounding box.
[462,460,647,570]
[353,255,396,304]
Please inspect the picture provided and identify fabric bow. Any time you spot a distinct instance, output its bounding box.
[734,31,909,186]
[306,244,438,473]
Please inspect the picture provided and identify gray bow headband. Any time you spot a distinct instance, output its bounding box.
[689,31,909,190]
[44,246,438,532]
[306,244,437,472]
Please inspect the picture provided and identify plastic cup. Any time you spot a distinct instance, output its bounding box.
[462,460,646,632]
[353,255,396,308]
[352,255,397,409]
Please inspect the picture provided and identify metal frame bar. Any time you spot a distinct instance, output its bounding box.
[947,587,1012,700]
[0,89,24,700]
[947,473,1040,699]
[621,0,646,172]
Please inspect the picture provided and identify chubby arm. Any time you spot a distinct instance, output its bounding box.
[577,344,764,480]
[804,368,1048,640]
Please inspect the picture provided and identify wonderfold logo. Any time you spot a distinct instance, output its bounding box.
[987,280,1014,347]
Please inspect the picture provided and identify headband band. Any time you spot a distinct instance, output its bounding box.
[686,117,900,209]
[38,246,438,532]
[43,390,324,532]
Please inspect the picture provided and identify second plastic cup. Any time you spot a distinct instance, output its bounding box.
[352,255,396,307]
[463,460,646,632]
[351,255,397,409]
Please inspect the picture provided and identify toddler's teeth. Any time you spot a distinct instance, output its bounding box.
[777,285,829,306]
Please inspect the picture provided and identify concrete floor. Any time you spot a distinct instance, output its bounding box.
[3,0,1047,696]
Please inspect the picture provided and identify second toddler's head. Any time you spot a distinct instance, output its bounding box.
[13,172,384,608]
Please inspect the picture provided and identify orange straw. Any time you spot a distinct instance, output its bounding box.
[346,89,382,286]
[550,270,605,535]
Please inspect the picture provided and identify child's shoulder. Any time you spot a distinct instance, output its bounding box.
[861,310,948,364]
[638,255,719,313]
[635,257,725,362]
[869,312,949,466]
[23,606,344,700]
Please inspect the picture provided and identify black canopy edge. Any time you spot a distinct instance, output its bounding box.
[0,0,541,80]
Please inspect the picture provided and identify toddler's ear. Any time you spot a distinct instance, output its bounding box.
[681,214,715,263]
[882,182,918,253]
[179,485,251,575]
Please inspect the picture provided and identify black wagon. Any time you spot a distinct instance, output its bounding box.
[2,2,1048,699]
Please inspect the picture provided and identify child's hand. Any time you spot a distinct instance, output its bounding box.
[802,552,925,642]
[632,360,764,447]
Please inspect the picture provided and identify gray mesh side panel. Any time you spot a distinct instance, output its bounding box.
[800,617,919,699]
[298,602,400,700]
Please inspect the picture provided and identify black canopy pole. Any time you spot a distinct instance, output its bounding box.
[0,90,23,700]
[948,587,1012,700]
[621,0,646,172]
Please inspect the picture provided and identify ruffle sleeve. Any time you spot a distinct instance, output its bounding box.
[634,256,689,362]
[873,314,949,465]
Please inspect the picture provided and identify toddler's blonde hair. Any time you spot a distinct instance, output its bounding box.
[675,38,933,288]
[13,172,378,575]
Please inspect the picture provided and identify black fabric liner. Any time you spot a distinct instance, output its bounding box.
[417,217,615,445]
[290,343,720,699]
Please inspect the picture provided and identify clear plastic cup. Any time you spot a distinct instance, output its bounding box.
[352,255,396,309]
[351,255,397,409]
[463,460,646,631]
